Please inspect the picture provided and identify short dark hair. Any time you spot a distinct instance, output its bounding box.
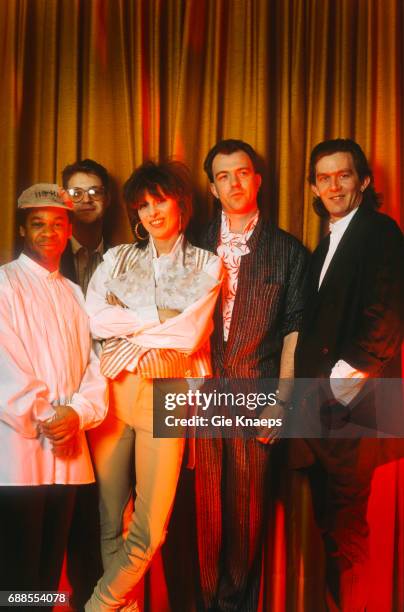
[62,159,110,192]
[309,138,380,216]
[203,139,260,182]
[123,160,193,242]
[17,207,73,227]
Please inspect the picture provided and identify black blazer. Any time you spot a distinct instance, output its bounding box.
[295,205,403,378]
[200,214,308,378]
[291,206,404,468]
[60,239,111,285]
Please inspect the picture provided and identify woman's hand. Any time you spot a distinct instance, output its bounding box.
[106,292,126,308]
[158,308,181,323]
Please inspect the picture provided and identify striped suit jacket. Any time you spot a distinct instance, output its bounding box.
[200,214,308,379]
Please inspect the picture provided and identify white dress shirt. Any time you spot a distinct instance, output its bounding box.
[0,254,108,485]
[318,207,358,288]
[318,208,368,404]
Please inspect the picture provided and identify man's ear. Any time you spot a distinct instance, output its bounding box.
[311,183,320,198]
[255,173,262,190]
[67,222,72,239]
[361,176,371,192]
[210,182,219,199]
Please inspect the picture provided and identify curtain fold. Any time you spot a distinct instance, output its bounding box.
[0,1,402,610]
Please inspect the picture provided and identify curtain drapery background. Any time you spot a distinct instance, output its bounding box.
[1,1,403,610]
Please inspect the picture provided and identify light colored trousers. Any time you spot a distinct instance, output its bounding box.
[86,372,184,611]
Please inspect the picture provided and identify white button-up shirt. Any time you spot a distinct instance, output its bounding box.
[318,207,359,288]
[318,208,367,403]
[0,254,107,485]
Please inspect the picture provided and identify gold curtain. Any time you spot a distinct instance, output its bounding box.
[1,0,402,260]
[1,1,403,610]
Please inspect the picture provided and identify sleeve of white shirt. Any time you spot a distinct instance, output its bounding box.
[330,359,368,405]
[69,346,109,430]
[0,287,53,438]
[86,250,157,339]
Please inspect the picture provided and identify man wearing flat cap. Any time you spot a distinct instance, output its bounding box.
[0,184,107,600]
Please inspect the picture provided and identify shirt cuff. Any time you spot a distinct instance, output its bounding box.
[67,398,86,430]
[330,359,368,405]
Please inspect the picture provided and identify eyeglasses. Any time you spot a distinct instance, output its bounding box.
[67,186,106,203]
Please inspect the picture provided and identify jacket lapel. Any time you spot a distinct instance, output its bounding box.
[317,206,365,297]
[224,217,264,359]
[202,214,221,254]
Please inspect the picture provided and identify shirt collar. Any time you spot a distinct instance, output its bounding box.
[329,206,359,237]
[70,235,104,255]
[150,234,184,260]
[221,210,259,238]
[18,253,60,279]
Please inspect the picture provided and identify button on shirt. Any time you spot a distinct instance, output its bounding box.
[0,254,107,485]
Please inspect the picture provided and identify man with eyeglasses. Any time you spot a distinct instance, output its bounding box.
[61,159,111,295]
[61,159,112,611]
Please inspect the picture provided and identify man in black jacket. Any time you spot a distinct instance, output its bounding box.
[61,158,111,295]
[293,139,403,611]
[195,139,308,611]
[61,158,111,611]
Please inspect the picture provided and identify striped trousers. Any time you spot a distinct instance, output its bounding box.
[195,437,271,612]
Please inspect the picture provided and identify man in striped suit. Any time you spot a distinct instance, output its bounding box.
[60,158,112,611]
[195,139,308,611]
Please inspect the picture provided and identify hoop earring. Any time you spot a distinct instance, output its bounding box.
[134,221,148,241]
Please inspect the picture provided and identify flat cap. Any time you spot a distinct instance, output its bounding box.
[18,183,73,210]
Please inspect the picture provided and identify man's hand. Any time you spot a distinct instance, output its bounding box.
[256,401,286,445]
[256,330,296,444]
[40,405,80,448]
[51,437,79,458]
